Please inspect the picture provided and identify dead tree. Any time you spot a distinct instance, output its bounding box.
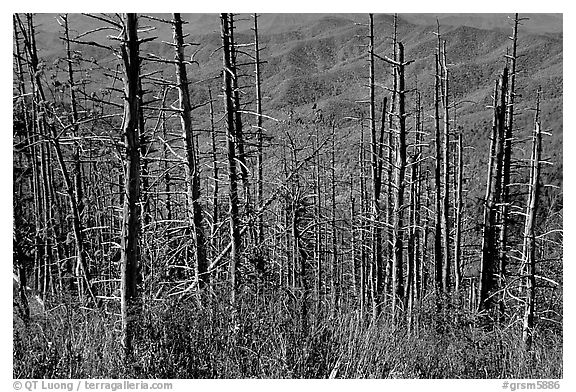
[313,125,324,312]
[160,89,173,222]
[17,13,98,304]
[208,87,220,255]
[433,52,443,297]
[172,13,208,287]
[138,80,151,227]
[349,174,358,301]
[406,93,423,324]
[420,172,431,300]
[478,69,508,312]
[17,14,55,299]
[440,40,451,293]
[228,14,252,216]
[406,154,417,327]
[221,13,242,306]
[14,15,41,297]
[119,13,142,357]
[498,13,524,315]
[522,89,542,350]
[253,13,265,245]
[453,131,463,293]
[367,14,386,320]
[384,13,399,302]
[60,14,89,297]
[330,123,339,311]
[381,43,412,319]
[358,121,367,316]
[61,14,84,219]
[285,138,310,337]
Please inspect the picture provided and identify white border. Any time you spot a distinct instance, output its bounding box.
[2,2,571,390]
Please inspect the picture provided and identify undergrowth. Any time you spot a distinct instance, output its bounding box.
[13,290,562,379]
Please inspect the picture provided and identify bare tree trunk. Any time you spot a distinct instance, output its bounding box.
[208,88,219,256]
[349,174,358,302]
[221,13,242,306]
[498,13,520,318]
[407,94,423,322]
[62,14,90,298]
[20,13,54,300]
[384,13,398,307]
[478,70,507,312]
[138,78,151,228]
[368,14,382,321]
[454,132,463,293]
[420,173,431,299]
[287,145,308,337]
[414,96,423,302]
[406,155,417,328]
[359,122,367,317]
[314,127,323,312]
[440,39,451,294]
[522,89,542,350]
[160,90,173,222]
[294,207,308,336]
[433,52,443,298]
[14,15,40,299]
[330,124,339,312]
[253,13,265,246]
[62,14,84,217]
[173,13,208,287]
[384,43,410,320]
[228,14,252,218]
[119,13,142,358]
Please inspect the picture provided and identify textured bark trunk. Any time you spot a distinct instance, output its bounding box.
[208,88,219,257]
[119,13,142,358]
[331,124,339,312]
[254,13,265,246]
[221,13,242,307]
[173,13,208,287]
[440,41,451,294]
[479,70,507,312]
[367,14,384,320]
[228,14,252,218]
[454,132,463,293]
[359,123,367,317]
[498,14,520,318]
[433,52,443,298]
[522,90,541,350]
[391,43,408,320]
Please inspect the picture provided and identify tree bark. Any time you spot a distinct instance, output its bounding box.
[221,13,242,307]
[253,13,265,246]
[498,13,520,318]
[119,13,142,358]
[478,70,507,312]
[440,40,451,294]
[433,52,443,298]
[522,89,542,350]
[389,43,409,319]
[173,13,209,287]
[454,132,463,293]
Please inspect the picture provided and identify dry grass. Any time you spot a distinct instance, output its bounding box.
[13,289,562,379]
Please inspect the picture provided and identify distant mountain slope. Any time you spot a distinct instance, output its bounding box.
[24,13,563,204]
[400,13,562,34]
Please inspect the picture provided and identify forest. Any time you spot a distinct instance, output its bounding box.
[12,13,563,379]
